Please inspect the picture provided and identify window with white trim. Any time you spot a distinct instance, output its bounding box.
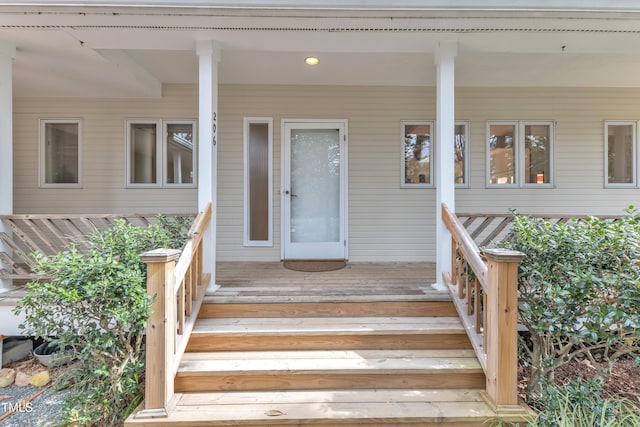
[401,120,470,188]
[402,121,434,187]
[605,121,636,187]
[243,118,273,246]
[40,119,82,188]
[455,121,470,187]
[487,121,554,187]
[126,119,197,187]
[165,121,196,186]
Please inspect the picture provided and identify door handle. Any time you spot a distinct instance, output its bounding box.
[284,190,298,198]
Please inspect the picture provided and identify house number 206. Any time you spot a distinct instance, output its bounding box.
[212,112,217,146]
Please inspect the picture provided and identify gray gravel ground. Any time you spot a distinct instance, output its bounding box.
[0,383,70,427]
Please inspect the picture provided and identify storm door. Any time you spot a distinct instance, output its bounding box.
[282,120,347,259]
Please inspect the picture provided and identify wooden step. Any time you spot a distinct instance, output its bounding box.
[126,389,520,426]
[205,283,449,304]
[198,301,457,318]
[187,316,472,351]
[174,349,485,393]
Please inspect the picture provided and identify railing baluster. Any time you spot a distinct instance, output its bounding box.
[197,239,203,285]
[451,237,457,287]
[457,248,464,300]
[474,278,481,334]
[483,291,488,349]
[178,279,185,335]
[191,250,197,300]
[193,243,200,298]
[466,262,472,316]
[185,265,193,316]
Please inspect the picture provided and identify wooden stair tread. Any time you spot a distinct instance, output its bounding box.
[178,349,482,375]
[205,269,449,304]
[186,315,473,352]
[177,388,485,405]
[199,301,458,318]
[211,282,443,290]
[192,316,465,336]
[128,389,503,426]
[205,294,450,304]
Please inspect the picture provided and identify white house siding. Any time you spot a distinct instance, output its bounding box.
[456,87,640,217]
[13,84,199,215]
[12,84,640,262]
[217,85,438,262]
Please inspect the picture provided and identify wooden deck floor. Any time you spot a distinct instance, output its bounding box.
[208,262,444,304]
[1,262,442,306]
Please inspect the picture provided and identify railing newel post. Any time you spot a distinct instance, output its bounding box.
[131,202,211,422]
[137,248,181,418]
[482,247,525,408]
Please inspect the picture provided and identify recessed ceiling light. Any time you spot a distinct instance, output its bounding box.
[304,56,320,66]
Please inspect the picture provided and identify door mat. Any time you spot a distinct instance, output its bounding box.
[283,260,347,272]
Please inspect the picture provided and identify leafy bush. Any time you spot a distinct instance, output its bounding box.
[527,378,640,427]
[155,214,194,249]
[15,218,191,426]
[498,210,640,393]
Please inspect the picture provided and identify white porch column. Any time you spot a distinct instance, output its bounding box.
[434,39,457,287]
[0,40,15,293]
[196,40,221,293]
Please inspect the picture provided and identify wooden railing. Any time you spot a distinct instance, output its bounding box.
[135,202,212,418]
[0,213,195,281]
[442,203,525,408]
[457,212,620,248]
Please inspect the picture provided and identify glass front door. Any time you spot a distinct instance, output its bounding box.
[283,121,347,259]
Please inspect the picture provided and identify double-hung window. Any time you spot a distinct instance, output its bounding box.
[487,121,554,187]
[39,119,82,188]
[401,120,469,188]
[126,119,197,188]
[402,121,434,187]
[454,121,470,187]
[604,121,636,187]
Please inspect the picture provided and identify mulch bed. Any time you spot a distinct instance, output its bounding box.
[519,357,640,408]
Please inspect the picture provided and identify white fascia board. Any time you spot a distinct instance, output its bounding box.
[0,0,638,13]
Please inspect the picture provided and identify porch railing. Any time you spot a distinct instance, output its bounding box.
[441,203,525,408]
[456,212,620,248]
[0,212,195,282]
[135,202,212,418]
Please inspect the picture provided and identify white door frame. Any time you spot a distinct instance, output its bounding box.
[281,119,348,260]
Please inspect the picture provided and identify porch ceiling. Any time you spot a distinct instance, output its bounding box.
[4,4,640,97]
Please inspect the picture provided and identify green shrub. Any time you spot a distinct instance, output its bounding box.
[154,214,194,249]
[527,378,640,427]
[498,210,640,393]
[15,218,190,426]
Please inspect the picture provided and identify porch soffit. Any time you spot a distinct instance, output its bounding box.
[4,4,640,96]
